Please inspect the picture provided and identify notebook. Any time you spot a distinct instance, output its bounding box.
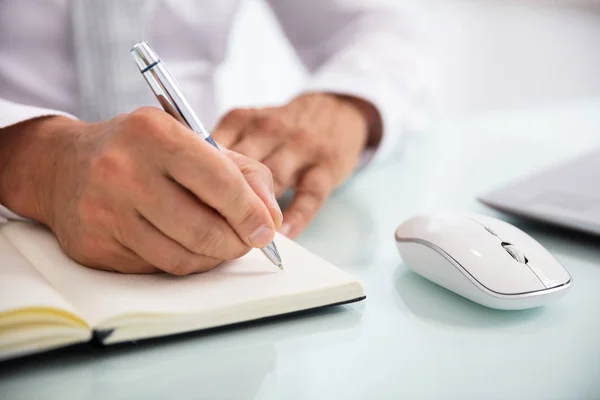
[0,221,365,361]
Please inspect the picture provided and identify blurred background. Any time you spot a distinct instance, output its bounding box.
[216,0,600,124]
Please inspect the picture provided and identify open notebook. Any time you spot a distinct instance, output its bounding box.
[0,221,365,361]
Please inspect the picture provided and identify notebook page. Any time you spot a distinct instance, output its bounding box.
[0,226,83,317]
[1,222,363,327]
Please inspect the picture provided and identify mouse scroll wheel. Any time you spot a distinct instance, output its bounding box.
[501,243,528,264]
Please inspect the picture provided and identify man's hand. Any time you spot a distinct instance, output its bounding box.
[0,107,282,275]
[213,93,381,239]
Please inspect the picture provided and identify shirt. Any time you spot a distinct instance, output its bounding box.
[0,0,427,222]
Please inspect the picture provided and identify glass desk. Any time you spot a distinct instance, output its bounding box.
[2,100,600,399]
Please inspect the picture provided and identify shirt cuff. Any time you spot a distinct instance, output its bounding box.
[0,204,29,223]
[0,98,76,221]
[0,98,75,129]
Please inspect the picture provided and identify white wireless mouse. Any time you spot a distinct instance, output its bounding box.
[395,213,572,310]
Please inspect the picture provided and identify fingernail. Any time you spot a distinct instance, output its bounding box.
[279,223,291,236]
[249,225,274,247]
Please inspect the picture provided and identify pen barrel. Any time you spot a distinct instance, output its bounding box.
[131,42,211,140]
[131,42,281,267]
[143,62,211,139]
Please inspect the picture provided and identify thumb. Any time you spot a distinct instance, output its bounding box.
[225,149,283,230]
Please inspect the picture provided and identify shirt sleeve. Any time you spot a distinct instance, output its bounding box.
[0,97,76,222]
[265,0,432,168]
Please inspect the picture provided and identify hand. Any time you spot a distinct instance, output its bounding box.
[0,107,282,275]
[213,93,381,239]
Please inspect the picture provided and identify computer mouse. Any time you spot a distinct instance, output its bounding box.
[395,212,572,310]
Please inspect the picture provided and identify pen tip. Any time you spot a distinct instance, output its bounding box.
[278,264,284,271]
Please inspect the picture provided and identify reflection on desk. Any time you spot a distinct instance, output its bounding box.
[3,100,600,399]
[0,305,362,399]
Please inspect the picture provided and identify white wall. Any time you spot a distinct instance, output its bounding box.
[215,0,306,114]
[216,0,600,123]
[423,0,600,119]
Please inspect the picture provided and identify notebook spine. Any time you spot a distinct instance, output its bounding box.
[91,328,115,345]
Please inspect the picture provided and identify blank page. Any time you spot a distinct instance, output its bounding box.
[1,222,363,327]
[0,229,80,318]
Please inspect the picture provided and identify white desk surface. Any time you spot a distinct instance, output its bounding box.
[2,100,600,399]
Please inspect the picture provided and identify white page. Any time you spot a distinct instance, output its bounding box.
[0,228,80,318]
[1,222,363,327]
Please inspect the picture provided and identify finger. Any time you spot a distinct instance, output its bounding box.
[229,114,288,161]
[226,149,283,229]
[121,212,223,275]
[280,167,334,239]
[102,242,162,274]
[163,131,277,248]
[71,234,160,274]
[262,144,312,197]
[133,175,251,260]
[212,108,254,148]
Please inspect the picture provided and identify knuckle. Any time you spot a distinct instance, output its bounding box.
[125,107,154,129]
[90,147,129,182]
[258,162,273,179]
[130,106,160,121]
[194,258,222,273]
[189,226,226,256]
[238,200,268,229]
[269,169,286,189]
[311,179,330,200]
[165,256,192,276]
[225,108,251,122]
[167,254,220,275]
[122,107,166,141]
[300,172,331,201]
[240,159,272,181]
[319,146,339,163]
[255,114,283,134]
[230,245,251,260]
[159,248,196,276]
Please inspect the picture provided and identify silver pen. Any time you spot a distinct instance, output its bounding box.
[130,41,283,270]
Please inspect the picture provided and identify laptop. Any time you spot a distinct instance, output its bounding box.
[479,148,600,236]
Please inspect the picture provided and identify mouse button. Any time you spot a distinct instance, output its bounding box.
[395,213,465,241]
[473,218,572,288]
[523,253,571,289]
[443,222,545,294]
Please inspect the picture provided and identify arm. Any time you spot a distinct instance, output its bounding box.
[213,1,428,238]
[0,105,282,274]
[0,98,76,222]
[266,0,428,165]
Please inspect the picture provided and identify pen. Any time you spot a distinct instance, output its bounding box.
[130,41,283,270]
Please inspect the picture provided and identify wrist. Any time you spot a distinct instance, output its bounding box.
[0,116,84,224]
[333,94,383,149]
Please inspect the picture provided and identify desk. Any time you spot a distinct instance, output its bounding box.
[2,100,600,399]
